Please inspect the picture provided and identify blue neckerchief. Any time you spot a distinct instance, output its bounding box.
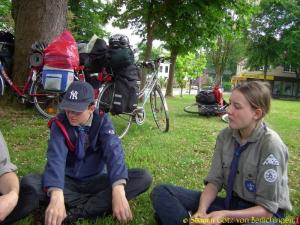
[224,141,250,209]
[75,126,89,160]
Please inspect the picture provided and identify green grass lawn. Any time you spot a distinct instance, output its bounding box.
[0,94,299,225]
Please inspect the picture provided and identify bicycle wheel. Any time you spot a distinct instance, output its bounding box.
[150,85,169,132]
[184,103,200,114]
[31,76,63,119]
[97,83,132,139]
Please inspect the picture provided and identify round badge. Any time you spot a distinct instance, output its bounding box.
[264,169,278,183]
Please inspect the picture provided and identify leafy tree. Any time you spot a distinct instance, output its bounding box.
[246,0,295,80]
[159,1,254,96]
[175,52,206,96]
[137,43,164,61]
[206,37,248,83]
[105,1,254,96]
[225,39,248,77]
[280,1,300,97]
[0,0,14,31]
[104,0,165,89]
[206,4,253,84]
[68,0,107,41]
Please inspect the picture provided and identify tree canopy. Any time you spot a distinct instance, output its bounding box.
[175,52,206,96]
[246,0,297,78]
[68,0,107,41]
[106,1,255,96]
[280,0,300,72]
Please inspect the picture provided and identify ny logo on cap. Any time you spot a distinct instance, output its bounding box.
[69,90,78,100]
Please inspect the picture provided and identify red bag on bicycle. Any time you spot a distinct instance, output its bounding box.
[44,30,79,69]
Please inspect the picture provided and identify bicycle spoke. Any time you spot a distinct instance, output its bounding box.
[32,76,63,118]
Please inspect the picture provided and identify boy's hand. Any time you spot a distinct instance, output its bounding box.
[112,184,132,224]
[45,189,67,225]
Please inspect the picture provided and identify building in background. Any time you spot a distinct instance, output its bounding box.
[158,62,170,79]
[231,59,300,98]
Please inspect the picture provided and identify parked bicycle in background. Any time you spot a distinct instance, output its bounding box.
[184,82,228,121]
[1,30,171,138]
[78,34,170,138]
[0,31,63,119]
[97,57,170,138]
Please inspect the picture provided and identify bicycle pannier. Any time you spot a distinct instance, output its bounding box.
[112,77,138,114]
[114,64,140,81]
[107,47,134,69]
[80,38,108,73]
[42,66,74,92]
[44,31,79,69]
[196,91,216,105]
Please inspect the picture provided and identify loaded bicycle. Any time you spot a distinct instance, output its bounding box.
[0,39,64,119]
[184,83,228,118]
[97,57,170,139]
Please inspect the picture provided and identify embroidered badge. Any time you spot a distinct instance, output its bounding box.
[262,154,280,166]
[245,180,256,192]
[264,169,278,183]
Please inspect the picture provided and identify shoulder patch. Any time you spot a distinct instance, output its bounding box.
[262,154,280,166]
[264,169,278,183]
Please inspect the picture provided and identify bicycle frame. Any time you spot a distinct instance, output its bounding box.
[96,57,170,138]
[0,61,37,97]
[138,71,158,109]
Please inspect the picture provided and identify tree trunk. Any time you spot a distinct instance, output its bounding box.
[263,57,268,81]
[165,49,177,97]
[140,2,154,91]
[12,0,68,84]
[141,26,154,89]
[212,37,232,85]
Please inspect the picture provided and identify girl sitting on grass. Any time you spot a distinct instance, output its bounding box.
[151,81,292,225]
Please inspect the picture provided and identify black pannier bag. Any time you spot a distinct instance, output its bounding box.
[0,31,14,76]
[111,77,138,114]
[113,64,140,81]
[107,47,134,70]
[79,38,108,73]
[196,90,216,105]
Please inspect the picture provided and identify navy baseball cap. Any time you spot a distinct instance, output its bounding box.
[59,81,94,112]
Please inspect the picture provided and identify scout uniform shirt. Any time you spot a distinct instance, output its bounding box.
[204,123,292,214]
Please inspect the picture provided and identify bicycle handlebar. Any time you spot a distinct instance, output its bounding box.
[138,57,170,70]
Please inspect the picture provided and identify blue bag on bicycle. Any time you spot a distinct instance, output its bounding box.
[42,66,74,92]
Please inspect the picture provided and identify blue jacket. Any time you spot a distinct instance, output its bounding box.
[43,112,128,190]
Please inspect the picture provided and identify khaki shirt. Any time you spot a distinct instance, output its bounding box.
[0,131,17,176]
[204,123,292,213]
